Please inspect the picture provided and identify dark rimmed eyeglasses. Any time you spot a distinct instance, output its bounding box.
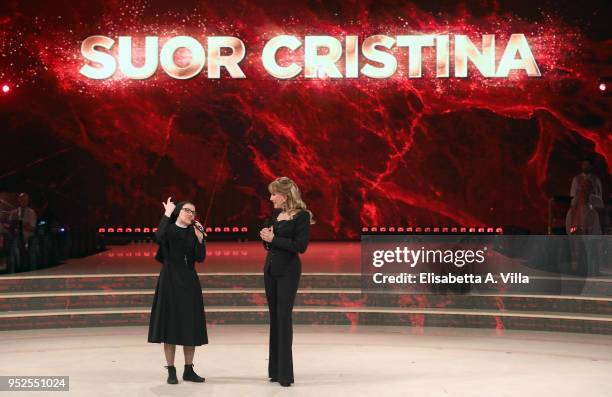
[182,208,196,215]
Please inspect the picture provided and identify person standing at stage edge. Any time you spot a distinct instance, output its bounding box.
[260,177,314,387]
[148,197,207,385]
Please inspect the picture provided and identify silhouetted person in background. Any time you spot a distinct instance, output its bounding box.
[8,193,37,272]
[566,177,602,235]
[566,159,603,276]
[569,158,604,212]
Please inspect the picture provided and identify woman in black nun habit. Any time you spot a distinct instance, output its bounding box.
[148,197,207,384]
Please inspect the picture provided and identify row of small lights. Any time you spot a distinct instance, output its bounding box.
[98,226,249,233]
[106,250,249,257]
[362,226,504,234]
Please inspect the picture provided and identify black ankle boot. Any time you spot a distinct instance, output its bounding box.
[183,364,205,382]
[165,365,178,384]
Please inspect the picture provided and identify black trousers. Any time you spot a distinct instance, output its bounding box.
[264,270,300,384]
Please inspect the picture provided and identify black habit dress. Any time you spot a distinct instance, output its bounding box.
[148,215,208,346]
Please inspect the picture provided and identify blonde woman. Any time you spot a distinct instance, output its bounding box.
[260,177,314,387]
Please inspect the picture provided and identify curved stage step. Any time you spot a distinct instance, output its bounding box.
[0,272,610,334]
[1,306,611,334]
[1,273,611,295]
[1,289,611,315]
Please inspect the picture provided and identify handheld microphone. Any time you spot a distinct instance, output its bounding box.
[191,220,206,234]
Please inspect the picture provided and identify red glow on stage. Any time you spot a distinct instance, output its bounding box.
[0,1,609,238]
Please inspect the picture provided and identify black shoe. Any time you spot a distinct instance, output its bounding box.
[269,378,278,382]
[279,381,292,387]
[165,365,178,384]
[183,364,205,382]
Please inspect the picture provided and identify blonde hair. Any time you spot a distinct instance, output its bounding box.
[268,177,315,224]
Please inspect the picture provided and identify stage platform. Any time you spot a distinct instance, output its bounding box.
[0,242,361,275]
[1,243,611,334]
[1,325,611,396]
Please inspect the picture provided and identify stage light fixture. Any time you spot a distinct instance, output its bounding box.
[599,77,610,97]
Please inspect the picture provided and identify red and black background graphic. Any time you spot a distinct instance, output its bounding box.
[0,0,610,239]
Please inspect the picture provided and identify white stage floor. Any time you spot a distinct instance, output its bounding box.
[1,325,611,396]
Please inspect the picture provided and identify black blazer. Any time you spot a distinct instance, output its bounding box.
[264,210,310,276]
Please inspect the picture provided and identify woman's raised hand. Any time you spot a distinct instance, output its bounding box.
[162,197,176,217]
